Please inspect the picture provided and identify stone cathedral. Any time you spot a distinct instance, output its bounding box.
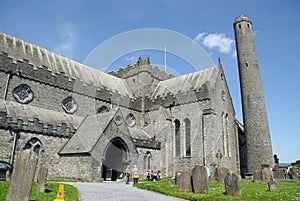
[0,16,273,182]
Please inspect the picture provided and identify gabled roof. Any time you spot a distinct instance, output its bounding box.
[59,110,118,154]
[0,32,132,98]
[151,66,219,99]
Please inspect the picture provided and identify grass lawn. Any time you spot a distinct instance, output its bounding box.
[135,178,300,201]
[0,181,78,201]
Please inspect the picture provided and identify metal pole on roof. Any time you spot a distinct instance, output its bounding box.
[164,45,167,73]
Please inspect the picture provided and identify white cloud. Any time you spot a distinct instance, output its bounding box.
[193,32,207,43]
[126,56,137,64]
[194,32,234,55]
[55,23,77,57]
[231,49,237,59]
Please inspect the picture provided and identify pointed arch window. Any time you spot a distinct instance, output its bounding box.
[174,119,181,157]
[97,105,109,114]
[222,113,231,157]
[23,138,42,155]
[143,151,152,170]
[184,119,191,157]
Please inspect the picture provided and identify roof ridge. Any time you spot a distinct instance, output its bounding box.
[0,32,133,97]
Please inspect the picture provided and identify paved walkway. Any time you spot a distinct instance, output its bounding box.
[64,181,186,201]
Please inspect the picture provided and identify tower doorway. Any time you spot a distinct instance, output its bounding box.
[102,137,129,181]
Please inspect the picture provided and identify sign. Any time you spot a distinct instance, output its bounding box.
[54,184,65,201]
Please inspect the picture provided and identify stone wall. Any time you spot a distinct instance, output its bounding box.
[58,154,94,181]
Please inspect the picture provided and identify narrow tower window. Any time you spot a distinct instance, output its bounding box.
[245,63,248,67]
[238,24,241,29]
[222,113,227,157]
[143,151,152,170]
[184,119,191,157]
[226,114,231,157]
[174,119,181,157]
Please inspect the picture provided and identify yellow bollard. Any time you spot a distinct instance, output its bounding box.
[54,184,65,201]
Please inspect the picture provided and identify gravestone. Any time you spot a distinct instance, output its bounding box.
[6,149,38,201]
[175,170,182,185]
[253,170,262,182]
[268,178,279,192]
[37,164,48,192]
[215,167,229,182]
[224,172,241,196]
[191,165,210,194]
[177,172,192,192]
[6,170,10,181]
[168,178,175,185]
[261,168,271,184]
[272,167,285,180]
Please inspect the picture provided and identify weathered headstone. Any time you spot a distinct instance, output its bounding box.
[175,170,182,185]
[224,172,241,196]
[177,172,192,192]
[168,178,175,185]
[215,167,229,182]
[261,167,271,184]
[268,178,279,192]
[191,165,210,194]
[253,170,262,182]
[37,164,48,192]
[6,150,38,201]
[5,170,10,181]
[272,167,285,180]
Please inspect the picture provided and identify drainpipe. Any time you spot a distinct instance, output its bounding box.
[3,73,11,114]
[2,72,17,165]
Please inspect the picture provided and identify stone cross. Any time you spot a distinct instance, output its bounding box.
[216,149,222,167]
[215,167,229,182]
[6,149,38,201]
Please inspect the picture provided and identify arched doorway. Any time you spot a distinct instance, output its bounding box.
[102,137,129,181]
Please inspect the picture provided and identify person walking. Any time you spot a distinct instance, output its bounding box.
[132,165,139,184]
[287,165,293,179]
[125,165,130,184]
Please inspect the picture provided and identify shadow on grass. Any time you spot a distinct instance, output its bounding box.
[44,189,52,193]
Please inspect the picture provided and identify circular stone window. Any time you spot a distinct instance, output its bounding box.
[114,115,123,125]
[126,113,136,127]
[62,96,78,114]
[13,84,34,104]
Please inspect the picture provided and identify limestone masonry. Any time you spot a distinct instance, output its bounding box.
[0,16,272,181]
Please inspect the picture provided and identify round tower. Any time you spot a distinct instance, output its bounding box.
[233,16,273,173]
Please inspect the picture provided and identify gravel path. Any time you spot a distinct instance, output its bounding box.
[64,181,186,201]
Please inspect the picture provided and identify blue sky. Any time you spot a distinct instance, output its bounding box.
[1,0,299,163]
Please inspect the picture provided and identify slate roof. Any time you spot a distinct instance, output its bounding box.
[151,66,219,99]
[0,99,83,129]
[0,32,221,101]
[0,32,132,98]
[59,109,160,154]
[59,110,117,154]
